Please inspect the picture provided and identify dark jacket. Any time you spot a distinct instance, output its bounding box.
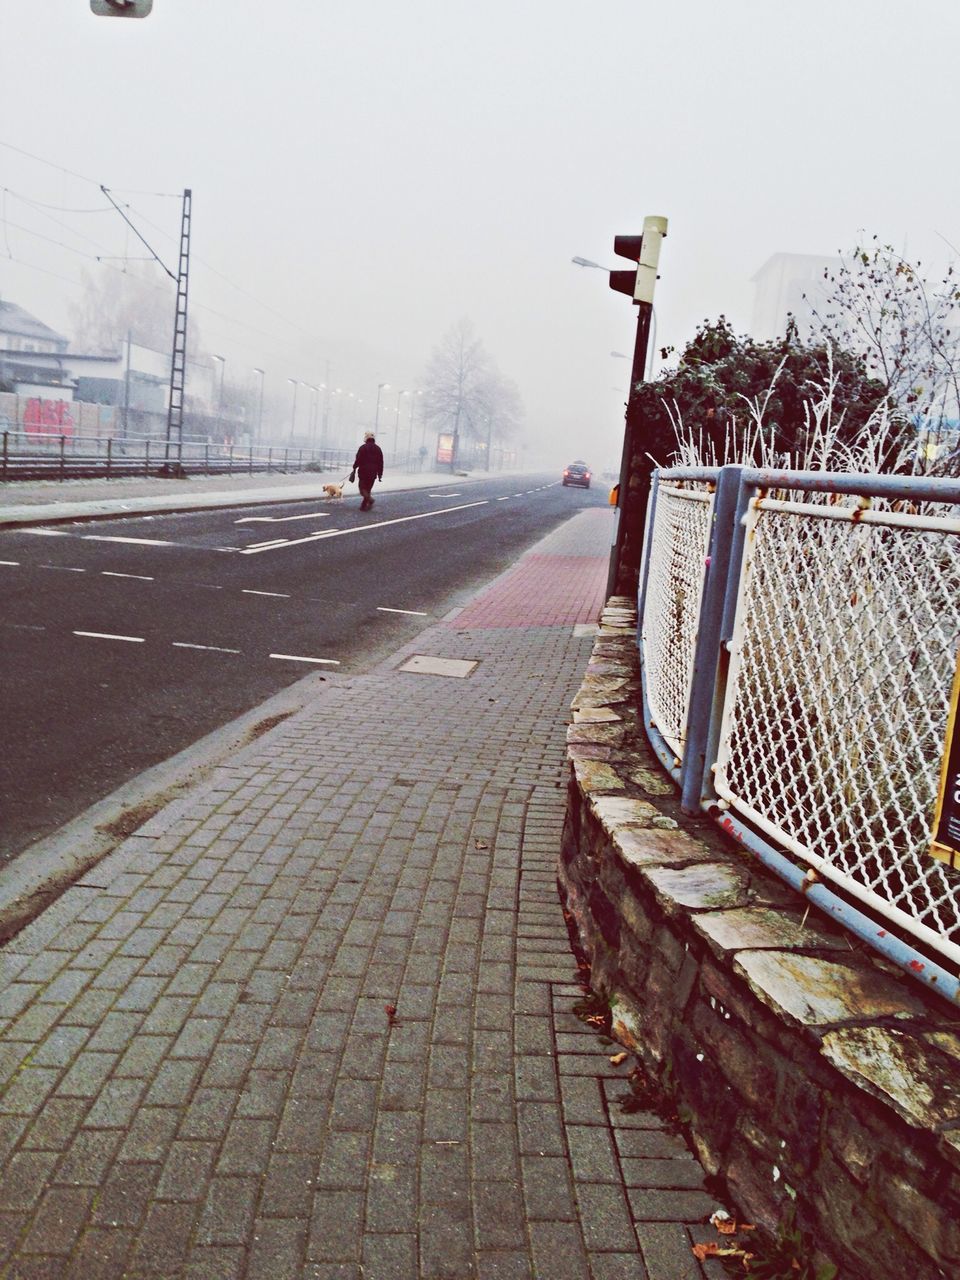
[353,440,384,482]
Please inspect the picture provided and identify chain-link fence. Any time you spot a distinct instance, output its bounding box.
[639,464,960,992]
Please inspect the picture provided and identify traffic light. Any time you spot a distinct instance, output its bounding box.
[90,0,153,16]
[608,219,668,304]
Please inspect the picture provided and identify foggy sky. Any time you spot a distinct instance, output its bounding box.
[3,0,959,472]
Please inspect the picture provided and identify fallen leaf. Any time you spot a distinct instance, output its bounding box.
[609,1052,628,1066]
[711,1209,736,1234]
[475,839,489,849]
[692,1243,752,1261]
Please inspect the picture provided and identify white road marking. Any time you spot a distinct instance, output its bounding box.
[240,500,489,556]
[512,493,524,497]
[242,589,290,598]
[269,653,340,665]
[6,623,45,632]
[102,572,155,581]
[0,561,20,566]
[173,642,241,654]
[235,512,331,524]
[41,565,85,573]
[74,631,144,643]
[83,535,176,546]
[244,538,293,551]
[428,492,461,497]
[496,496,510,501]
[378,606,429,616]
[22,528,68,537]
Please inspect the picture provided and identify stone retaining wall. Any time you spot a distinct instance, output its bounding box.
[559,598,960,1279]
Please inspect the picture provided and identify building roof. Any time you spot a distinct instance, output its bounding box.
[0,301,68,346]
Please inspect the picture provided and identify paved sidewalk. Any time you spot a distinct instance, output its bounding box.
[0,508,720,1279]
[0,469,500,527]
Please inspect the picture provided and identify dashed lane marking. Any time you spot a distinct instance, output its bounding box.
[239,500,488,555]
[377,606,429,616]
[243,538,296,551]
[242,589,290,598]
[0,561,20,566]
[20,529,68,537]
[102,572,154,581]
[496,496,510,501]
[173,642,242,654]
[428,492,461,497]
[73,631,145,643]
[41,565,85,573]
[269,653,340,665]
[235,512,332,524]
[81,535,177,546]
[5,624,45,632]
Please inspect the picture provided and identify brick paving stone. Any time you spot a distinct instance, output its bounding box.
[636,1221,706,1280]
[0,508,728,1277]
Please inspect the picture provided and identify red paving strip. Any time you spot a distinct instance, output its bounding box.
[450,553,608,628]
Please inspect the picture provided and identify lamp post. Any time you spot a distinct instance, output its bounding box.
[392,390,409,461]
[287,378,299,444]
[211,354,225,435]
[252,368,267,448]
[374,382,390,437]
[406,389,422,457]
[306,384,321,448]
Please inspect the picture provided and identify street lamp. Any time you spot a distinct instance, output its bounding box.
[574,257,659,379]
[374,382,390,436]
[287,378,299,444]
[211,354,225,434]
[571,256,614,270]
[406,389,422,457]
[306,384,321,447]
[251,367,264,443]
[392,390,409,460]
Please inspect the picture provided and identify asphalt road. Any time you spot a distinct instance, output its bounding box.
[0,473,608,862]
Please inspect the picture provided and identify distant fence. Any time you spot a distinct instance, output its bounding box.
[639,464,960,995]
[0,429,355,482]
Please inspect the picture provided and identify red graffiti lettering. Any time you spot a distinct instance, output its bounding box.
[24,399,74,439]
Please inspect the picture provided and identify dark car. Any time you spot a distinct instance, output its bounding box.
[562,460,591,488]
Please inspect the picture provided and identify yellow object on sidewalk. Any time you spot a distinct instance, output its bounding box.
[609,483,619,506]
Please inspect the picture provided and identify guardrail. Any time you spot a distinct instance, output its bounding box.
[639,464,960,997]
[0,430,354,482]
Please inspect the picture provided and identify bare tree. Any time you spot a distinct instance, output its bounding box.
[422,319,523,467]
[809,238,960,431]
[68,261,200,356]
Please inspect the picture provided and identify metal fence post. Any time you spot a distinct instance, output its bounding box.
[636,471,662,652]
[679,465,745,813]
[249,445,253,475]
[228,446,234,475]
[1,432,7,481]
[106,438,112,478]
[268,447,273,473]
[59,435,66,482]
[145,440,150,476]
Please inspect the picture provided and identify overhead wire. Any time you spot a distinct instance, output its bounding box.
[0,137,339,365]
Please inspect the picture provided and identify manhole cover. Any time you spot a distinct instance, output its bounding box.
[398,655,479,678]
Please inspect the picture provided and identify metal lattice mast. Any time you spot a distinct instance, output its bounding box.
[164,188,192,472]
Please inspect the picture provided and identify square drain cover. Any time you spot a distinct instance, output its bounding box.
[399,654,478,678]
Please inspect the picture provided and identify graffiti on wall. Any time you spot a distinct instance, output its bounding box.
[24,399,75,439]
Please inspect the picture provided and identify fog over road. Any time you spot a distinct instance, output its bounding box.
[0,474,607,862]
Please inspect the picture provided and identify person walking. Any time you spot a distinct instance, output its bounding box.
[350,430,384,511]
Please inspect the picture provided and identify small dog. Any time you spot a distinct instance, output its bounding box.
[322,482,344,499]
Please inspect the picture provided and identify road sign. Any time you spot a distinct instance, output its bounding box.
[931,649,960,868]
